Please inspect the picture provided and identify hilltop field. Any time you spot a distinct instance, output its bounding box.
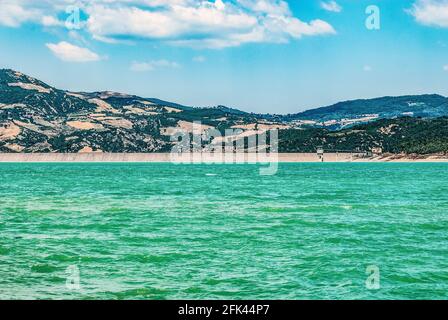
[1,69,448,156]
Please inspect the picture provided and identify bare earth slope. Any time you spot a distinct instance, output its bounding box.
[1,69,448,156]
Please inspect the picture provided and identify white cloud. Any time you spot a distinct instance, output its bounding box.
[363,65,372,72]
[321,1,342,13]
[41,15,64,27]
[85,1,335,48]
[410,0,448,27]
[193,55,206,62]
[0,1,36,27]
[46,41,101,62]
[85,3,258,44]
[130,60,180,72]
[2,0,336,49]
[238,0,291,16]
[443,65,448,71]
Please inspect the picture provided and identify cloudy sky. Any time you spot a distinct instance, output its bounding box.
[0,0,447,113]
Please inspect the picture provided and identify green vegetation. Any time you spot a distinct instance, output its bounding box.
[279,117,448,154]
[289,94,448,122]
[1,68,448,155]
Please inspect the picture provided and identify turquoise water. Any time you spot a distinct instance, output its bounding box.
[0,163,447,300]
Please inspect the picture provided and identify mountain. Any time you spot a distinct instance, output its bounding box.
[1,68,447,154]
[279,117,448,154]
[286,94,448,129]
[0,69,265,153]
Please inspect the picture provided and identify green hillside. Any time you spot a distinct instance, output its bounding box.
[279,117,448,154]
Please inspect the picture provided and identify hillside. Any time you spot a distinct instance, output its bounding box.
[286,94,448,129]
[279,117,448,154]
[0,69,266,153]
[1,68,448,154]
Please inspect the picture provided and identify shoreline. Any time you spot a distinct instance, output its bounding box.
[0,153,447,163]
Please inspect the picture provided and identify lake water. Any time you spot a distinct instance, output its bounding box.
[0,163,447,299]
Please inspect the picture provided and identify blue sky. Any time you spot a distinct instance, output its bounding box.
[0,0,447,113]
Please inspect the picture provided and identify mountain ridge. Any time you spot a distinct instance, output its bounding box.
[1,68,448,154]
[3,68,447,119]
[291,94,448,123]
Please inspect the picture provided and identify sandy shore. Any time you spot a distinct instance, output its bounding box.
[0,152,447,162]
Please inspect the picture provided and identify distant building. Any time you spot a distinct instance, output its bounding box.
[372,147,383,155]
[316,146,324,156]
[316,146,324,161]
